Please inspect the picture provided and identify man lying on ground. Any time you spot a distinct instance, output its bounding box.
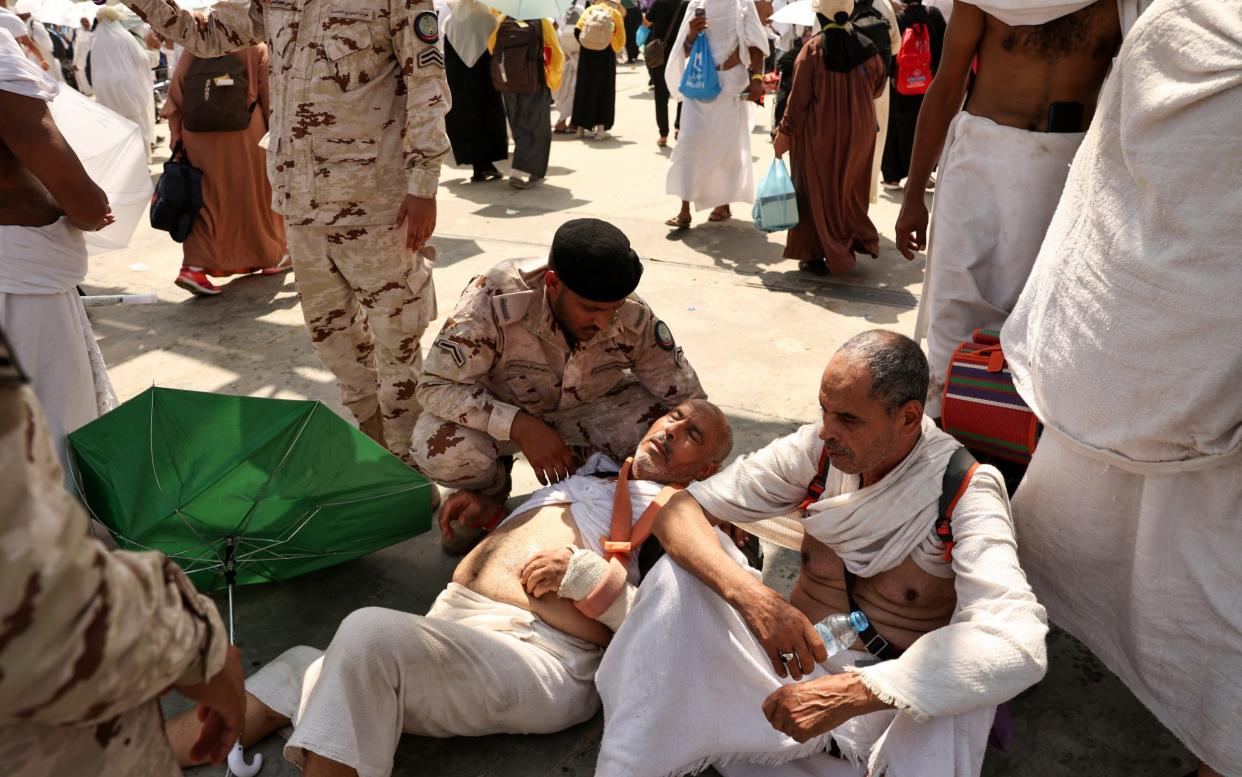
[593,331,1047,777]
[167,399,732,777]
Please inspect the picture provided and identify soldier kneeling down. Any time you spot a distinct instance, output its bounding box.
[412,218,707,554]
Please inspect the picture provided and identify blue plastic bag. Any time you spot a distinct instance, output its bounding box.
[679,34,721,101]
[636,25,650,47]
[753,158,799,232]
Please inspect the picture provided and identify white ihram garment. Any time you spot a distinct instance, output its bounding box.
[913,111,1082,417]
[0,34,116,468]
[246,455,668,777]
[88,20,154,150]
[1003,0,1242,771]
[596,420,1047,777]
[247,586,602,777]
[72,28,92,94]
[554,22,578,124]
[664,0,767,210]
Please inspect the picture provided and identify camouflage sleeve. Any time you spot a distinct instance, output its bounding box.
[392,0,451,199]
[416,278,521,441]
[630,312,706,405]
[0,387,228,727]
[123,0,263,57]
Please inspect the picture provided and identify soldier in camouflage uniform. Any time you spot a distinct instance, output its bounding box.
[124,0,451,461]
[413,218,706,553]
[0,325,246,777]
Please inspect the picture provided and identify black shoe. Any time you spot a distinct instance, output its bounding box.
[470,168,503,182]
[798,259,829,276]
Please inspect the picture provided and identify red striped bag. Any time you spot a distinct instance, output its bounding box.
[940,329,1040,465]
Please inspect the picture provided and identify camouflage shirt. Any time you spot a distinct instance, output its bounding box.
[418,258,707,441]
[126,0,451,225]
[0,336,228,776]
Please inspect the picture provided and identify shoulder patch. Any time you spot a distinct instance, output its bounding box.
[653,320,675,351]
[414,10,439,43]
[493,290,536,325]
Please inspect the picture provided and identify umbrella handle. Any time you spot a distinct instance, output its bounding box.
[228,742,263,777]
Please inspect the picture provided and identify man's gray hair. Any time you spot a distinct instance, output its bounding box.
[838,330,929,415]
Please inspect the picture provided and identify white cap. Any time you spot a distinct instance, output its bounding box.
[12,0,38,15]
[810,0,853,19]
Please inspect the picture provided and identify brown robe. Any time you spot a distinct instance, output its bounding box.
[163,45,286,275]
[779,38,886,274]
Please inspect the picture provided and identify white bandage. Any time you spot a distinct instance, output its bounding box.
[558,547,637,632]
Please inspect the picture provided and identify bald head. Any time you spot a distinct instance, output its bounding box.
[631,399,733,485]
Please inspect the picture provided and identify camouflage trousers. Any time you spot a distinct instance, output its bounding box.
[287,223,435,462]
[411,380,669,497]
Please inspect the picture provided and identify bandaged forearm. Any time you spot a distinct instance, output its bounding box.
[558,548,638,632]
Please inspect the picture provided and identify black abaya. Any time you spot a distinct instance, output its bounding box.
[444,39,509,167]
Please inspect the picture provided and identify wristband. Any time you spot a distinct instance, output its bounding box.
[750,73,763,80]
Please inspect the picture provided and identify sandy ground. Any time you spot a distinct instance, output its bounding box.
[74,58,1195,777]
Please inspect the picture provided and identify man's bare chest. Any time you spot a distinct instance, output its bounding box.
[792,536,955,649]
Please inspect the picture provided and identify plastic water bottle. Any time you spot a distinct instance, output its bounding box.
[814,610,870,659]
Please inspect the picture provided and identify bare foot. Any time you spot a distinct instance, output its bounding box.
[439,490,505,556]
[708,205,731,222]
[166,691,290,768]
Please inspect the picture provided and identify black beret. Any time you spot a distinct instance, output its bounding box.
[548,218,643,302]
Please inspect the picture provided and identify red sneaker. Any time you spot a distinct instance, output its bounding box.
[175,267,222,296]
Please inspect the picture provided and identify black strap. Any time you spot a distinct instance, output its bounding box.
[837,445,979,662]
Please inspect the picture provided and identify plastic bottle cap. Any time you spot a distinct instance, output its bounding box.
[849,610,870,633]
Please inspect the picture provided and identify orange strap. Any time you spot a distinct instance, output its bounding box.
[601,458,683,563]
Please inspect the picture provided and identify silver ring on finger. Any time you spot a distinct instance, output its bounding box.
[779,651,796,665]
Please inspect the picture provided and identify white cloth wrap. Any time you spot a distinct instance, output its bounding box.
[247,585,603,777]
[597,422,1047,777]
[1001,0,1242,475]
[914,111,1083,417]
[71,28,93,94]
[1005,1,1242,771]
[554,21,578,123]
[0,220,116,469]
[962,0,1147,29]
[663,0,767,210]
[0,9,26,40]
[503,453,664,584]
[88,20,155,148]
[691,418,962,579]
[0,26,58,100]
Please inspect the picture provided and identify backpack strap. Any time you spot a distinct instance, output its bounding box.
[840,445,980,661]
[799,444,830,510]
[936,446,979,562]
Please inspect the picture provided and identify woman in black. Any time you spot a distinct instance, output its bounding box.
[880,0,946,187]
[644,0,685,145]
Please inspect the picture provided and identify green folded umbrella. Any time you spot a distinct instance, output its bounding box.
[68,387,432,597]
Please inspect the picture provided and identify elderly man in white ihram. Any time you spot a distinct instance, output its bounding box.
[594,330,1048,777]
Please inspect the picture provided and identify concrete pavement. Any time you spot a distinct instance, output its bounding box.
[81,58,1195,776]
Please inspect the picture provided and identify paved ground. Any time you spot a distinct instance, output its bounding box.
[80,59,1194,776]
